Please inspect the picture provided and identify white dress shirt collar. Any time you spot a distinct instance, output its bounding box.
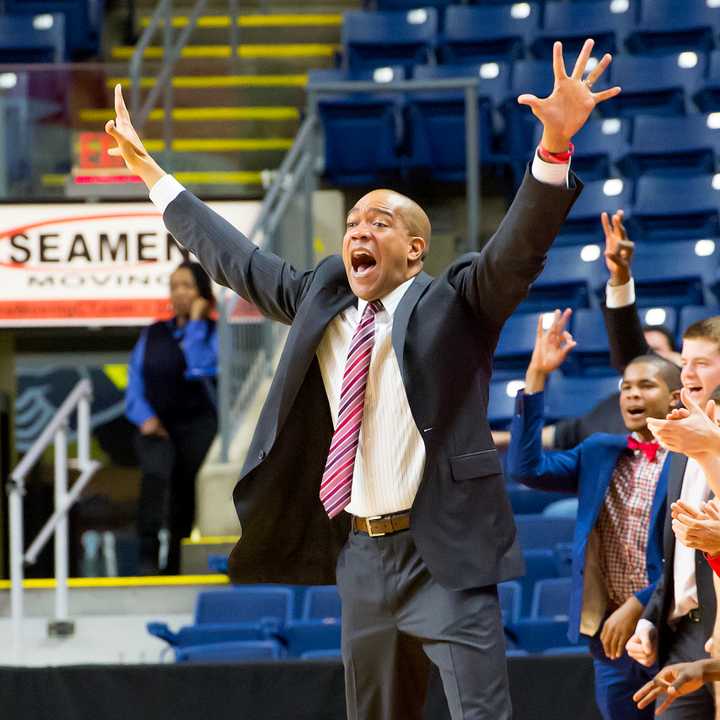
[357,275,416,320]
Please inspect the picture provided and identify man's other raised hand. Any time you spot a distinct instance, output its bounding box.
[518,38,621,153]
[105,84,165,190]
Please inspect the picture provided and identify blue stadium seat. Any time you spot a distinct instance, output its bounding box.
[284,619,342,658]
[499,580,522,624]
[439,3,540,65]
[507,485,574,515]
[629,241,717,308]
[679,304,720,337]
[531,577,572,620]
[302,586,341,621]
[507,618,574,653]
[342,8,438,71]
[506,648,529,657]
[494,312,545,376]
[0,13,65,63]
[488,378,525,428]
[601,53,704,118]
[694,50,720,112]
[630,175,720,241]
[405,62,511,181]
[627,0,720,56]
[5,0,102,59]
[195,587,294,625]
[531,0,635,59]
[175,640,285,663]
[619,115,720,179]
[514,515,576,550]
[569,308,612,374]
[147,622,271,651]
[373,0,453,10]
[523,245,604,312]
[544,374,621,420]
[310,66,405,186]
[519,549,558,617]
[555,177,630,247]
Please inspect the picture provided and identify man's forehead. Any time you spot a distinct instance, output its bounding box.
[682,338,720,359]
[349,190,406,214]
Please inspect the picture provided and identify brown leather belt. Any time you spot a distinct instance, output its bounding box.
[352,512,411,537]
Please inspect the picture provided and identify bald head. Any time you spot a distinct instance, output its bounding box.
[356,189,432,250]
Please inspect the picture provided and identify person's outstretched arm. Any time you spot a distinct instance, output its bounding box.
[601,210,649,372]
[454,39,620,328]
[105,85,313,325]
[506,309,582,492]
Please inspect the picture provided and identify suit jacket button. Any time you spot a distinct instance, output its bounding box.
[258,450,266,460]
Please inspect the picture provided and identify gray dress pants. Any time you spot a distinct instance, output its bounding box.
[335,527,512,720]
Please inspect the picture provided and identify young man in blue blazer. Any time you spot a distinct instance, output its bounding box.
[507,309,682,720]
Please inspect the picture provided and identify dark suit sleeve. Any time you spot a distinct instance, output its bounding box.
[506,389,581,493]
[641,571,664,626]
[602,300,649,373]
[162,190,314,325]
[451,165,582,330]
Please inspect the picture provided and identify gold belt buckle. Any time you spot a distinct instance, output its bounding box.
[366,515,387,537]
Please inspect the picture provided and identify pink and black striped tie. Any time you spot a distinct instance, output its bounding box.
[319,300,383,518]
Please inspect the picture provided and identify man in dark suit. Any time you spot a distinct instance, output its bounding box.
[507,308,681,719]
[106,39,619,720]
[600,211,720,718]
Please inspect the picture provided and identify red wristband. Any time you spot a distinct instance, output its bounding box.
[538,142,575,164]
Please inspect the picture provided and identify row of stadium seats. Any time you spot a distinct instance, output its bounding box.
[311,53,720,184]
[342,2,720,72]
[0,2,102,62]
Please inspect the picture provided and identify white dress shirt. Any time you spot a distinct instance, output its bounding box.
[150,152,569,516]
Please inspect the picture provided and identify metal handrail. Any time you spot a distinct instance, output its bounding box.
[8,379,100,661]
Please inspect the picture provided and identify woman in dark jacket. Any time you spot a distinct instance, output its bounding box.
[126,260,218,574]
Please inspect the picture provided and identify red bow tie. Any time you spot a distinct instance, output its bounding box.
[627,435,660,462]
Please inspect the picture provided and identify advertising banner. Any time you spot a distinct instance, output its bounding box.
[0,200,261,327]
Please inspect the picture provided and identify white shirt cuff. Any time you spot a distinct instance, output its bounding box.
[636,618,655,635]
[605,278,636,309]
[149,174,185,213]
[531,150,570,187]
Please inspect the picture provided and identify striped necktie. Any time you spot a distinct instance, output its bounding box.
[319,300,383,518]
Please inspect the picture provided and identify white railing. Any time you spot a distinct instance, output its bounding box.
[7,378,101,660]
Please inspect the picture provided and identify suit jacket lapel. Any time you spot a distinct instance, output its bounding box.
[392,272,432,383]
[664,452,688,556]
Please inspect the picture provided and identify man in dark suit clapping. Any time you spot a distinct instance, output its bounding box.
[106,39,619,720]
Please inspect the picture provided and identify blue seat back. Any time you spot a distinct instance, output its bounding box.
[679,304,720,337]
[285,619,342,658]
[0,13,65,63]
[533,1,635,59]
[544,374,621,420]
[441,4,539,64]
[621,114,720,178]
[194,587,293,625]
[302,586,341,621]
[514,515,576,550]
[342,8,438,71]
[488,378,525,428]
[531,577,572,620]
[519,549,558,617]
[631,175,720,240]
[603,53,704,117]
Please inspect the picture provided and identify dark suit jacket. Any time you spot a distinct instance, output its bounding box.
[604,301,716,661]
[162,168,581,590]
[507,390,668,643]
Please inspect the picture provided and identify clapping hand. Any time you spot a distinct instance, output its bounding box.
[518,39,621,152]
